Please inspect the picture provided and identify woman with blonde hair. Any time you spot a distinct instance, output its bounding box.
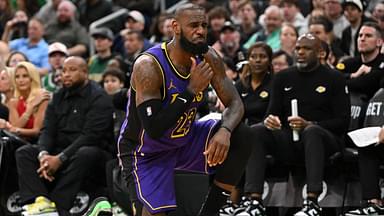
[0,67,14,108]
[3,61,50,140]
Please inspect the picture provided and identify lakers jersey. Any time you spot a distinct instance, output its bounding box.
[118,43,210,154]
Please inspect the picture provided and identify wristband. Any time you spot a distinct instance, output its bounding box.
[220,125,232,133]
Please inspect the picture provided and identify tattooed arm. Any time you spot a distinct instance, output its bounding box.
[203,47,244,166]
[132,54,213,138]
[205,47,244,132]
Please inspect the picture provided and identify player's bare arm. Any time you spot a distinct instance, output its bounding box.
[206,48,244,131]
[132,55,163,106]
[204,48,244,166]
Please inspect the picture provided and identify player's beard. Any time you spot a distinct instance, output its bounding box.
[179,30,209,56]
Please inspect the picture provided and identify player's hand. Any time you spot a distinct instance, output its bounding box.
[187,57,213,94]
[263,115,281,130]
[204,128,231,167]
[287,116,310,130]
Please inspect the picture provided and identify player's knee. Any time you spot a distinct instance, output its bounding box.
[230,122,252,154]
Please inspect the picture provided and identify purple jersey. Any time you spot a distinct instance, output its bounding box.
[119,42,210,154]
[117,43,219,214]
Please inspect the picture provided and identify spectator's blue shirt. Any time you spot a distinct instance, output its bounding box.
[9,38,50,69]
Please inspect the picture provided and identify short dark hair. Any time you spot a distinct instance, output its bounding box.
[6,51,29,67]
[361,21,383,38]
[282,0,299,7]
[309,15,334,33]
[125,30,144,42]
[272,50,293,66]
[247,42,273,72]
[102,68,126,83]
[208,6,229,21]
[320,40,330,60]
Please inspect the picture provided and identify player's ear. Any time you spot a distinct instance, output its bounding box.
[172,19,181,35]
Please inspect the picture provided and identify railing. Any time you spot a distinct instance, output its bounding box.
[88,8,129,56]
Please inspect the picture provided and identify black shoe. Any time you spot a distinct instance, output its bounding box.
[344,202,384,215]
[233,196,266,216]
[294,200,322,216]
[219,199,237,216]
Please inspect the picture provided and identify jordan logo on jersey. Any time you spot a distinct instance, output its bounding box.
[168,79,178,91]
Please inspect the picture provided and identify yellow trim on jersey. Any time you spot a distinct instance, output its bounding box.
[140,53,166,100]
[133,130,177,211]
[204,119,219,174]
[161,42,190,80]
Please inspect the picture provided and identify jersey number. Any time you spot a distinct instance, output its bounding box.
[171,108,197,138]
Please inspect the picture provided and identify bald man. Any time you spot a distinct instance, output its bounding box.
[232,34,350,216]
[16,56,114,216]
[44,1,89,56]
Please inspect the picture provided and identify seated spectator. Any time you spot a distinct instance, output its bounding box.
[101,68,125,96]
[308,15,345,63]
[5,51,28,68]
[272,50,293,73]
[35,0,63,25]
[206,6,229,46]
[101,68,125,140]
[161,15,174,42]
[372,1,384,22]
[281,0,306,35]
[212,21,247,65]
[0,67,14,119]
[236,42,273,127]
[0,0,14,37]
[88,27,115,82]
[15,56,114,216]
[7,61,50,140]
[324,0,350,39]
[237,0,262,46]
[113,10,153,57]
[244,5,283,51]
[44,0,89,57]
[0,67,14,109]
[280,23,298,56]
[341,0,374,57]
[11,0,40,17]
[9,18,50,76]
[123,30,145,71]
[341,22,384,99]
[237,34,350,216]
[42,42,68,92]
[1,10,28,43]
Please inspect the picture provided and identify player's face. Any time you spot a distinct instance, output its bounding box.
[294,35,320,71]
[177,9,209,55]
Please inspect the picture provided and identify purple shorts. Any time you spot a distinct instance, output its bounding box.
[132,119,219,214]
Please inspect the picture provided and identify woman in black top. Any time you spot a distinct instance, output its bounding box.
[235,42,273,126]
